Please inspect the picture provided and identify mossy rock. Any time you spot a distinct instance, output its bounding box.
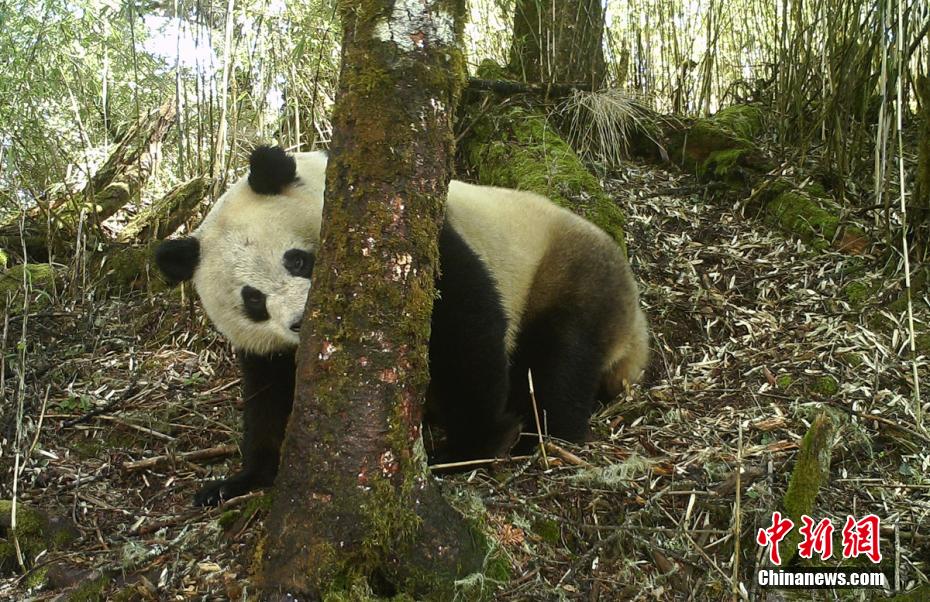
[842,279,873,308]
[460,102,627,253]
[0,263,58,311]
[700,148,748,181]
[667,120,751,174]
[758,183,870,254]
[0,500,78,574]
[810,375,839,397]
[710,104,765,140]
[763,190,840,250]
[802,181,830,199]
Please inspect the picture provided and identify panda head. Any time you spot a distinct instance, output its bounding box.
[155,146,327,355]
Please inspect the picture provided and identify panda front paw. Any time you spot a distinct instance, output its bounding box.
[193,472,263,506]
[193,480,235,507]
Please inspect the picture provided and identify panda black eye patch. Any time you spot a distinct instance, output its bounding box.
[241,286,270,322]
[283,249,314,278]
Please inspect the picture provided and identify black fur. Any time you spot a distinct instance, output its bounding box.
[241,286,270,322]
[193,350,295,506]
[508,309,605,447]
[154,237,200,284]
[248,145,297,195]
[283,248,314,278]
[428,222,519,460]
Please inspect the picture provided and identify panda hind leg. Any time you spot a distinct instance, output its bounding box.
[428,322,521,461]
[515,313,605,445]
[429,222,520,462]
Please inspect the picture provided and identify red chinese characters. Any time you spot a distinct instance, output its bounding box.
[757,511,794,565]
[841,514,882,563]
[798,515,834,560]
[757,512,883,565]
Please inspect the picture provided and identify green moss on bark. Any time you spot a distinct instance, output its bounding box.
[118,176,209,242]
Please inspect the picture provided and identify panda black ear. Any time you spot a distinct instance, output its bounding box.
[248,145,297,195]
[154,237,200,284]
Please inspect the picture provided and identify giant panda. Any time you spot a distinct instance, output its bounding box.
[155,146,649,506]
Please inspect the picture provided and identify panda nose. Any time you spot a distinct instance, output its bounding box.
[290,321,302,333]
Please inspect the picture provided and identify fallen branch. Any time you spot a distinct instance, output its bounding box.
[122,444,238,472]
[466,77,593,97]
[60,380,140,428]
[118,175,209,243]
[544,441,588,466]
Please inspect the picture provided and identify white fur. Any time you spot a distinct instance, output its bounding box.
[446,181,573,351]
[192,152,326,354]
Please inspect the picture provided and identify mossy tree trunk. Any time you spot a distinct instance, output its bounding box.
[257,1,485,599]
[74,99,176,225]
[508,0,607,87]
[117,176,209,243]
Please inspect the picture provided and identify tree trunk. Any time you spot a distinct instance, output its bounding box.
[117,175,209,243]
[3,99,177,261]
[508,0,607,87]
[257,1,485,599]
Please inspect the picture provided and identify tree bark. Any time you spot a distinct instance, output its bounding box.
[257,1,485,598]
[508,0,607,88]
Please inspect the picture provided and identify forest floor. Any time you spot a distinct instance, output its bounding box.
[1,159,928,601]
